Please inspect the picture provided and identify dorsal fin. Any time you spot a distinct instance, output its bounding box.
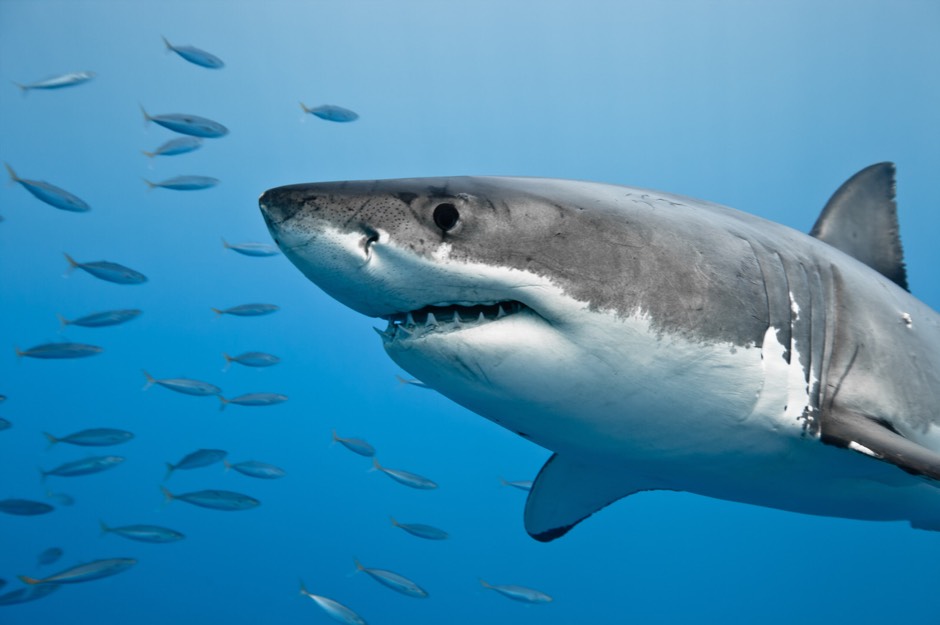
[810,162,908,290]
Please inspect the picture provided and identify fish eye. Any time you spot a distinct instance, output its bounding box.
[433,203,460,232]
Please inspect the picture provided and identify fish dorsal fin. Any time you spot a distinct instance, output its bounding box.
[810,162,908,290]
[523,454,664,542]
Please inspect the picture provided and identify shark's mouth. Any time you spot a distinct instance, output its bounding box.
[377,301,531,342]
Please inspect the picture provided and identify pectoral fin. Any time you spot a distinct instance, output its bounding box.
[821,408,940,481]
[524,454,666,542]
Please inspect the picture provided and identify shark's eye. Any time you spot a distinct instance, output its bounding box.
[433,203,460,232]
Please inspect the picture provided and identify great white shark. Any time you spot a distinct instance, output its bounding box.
[259,163,940,540]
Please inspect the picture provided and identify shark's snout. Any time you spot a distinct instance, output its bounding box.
[258,185,305,227]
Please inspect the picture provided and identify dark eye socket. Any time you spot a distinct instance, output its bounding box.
[433,203,460,232]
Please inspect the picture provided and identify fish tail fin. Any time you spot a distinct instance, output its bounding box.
[299,102,311,114]
[370,457,382,472]
[99,519,110,536]
[160,485,174,504]
[38,467,47,484]
[479,579,493,590]
[56,313,70,329]
[221,237,231,249]
[141,150,155,158]
[161,35,173,51]
[12,81,28,95]
[218,396,229,411]
[498,476,508,486]
[141,370,156,391]
[164,463,175,481]
[143,178,157,191]
[390,515,399,527]
[298,578,311,597]
[18,575,41,585]
[395,375,410,386]
[221,353,233,372]
[14,346,24,359]
[331,429,340,443]
[210,307,224,316]
[352,557,365,573]
[62,252,79,278]
[139,103,151,125]
[43,432,59,449]
[223,459,232,472]
[4,162,19,183]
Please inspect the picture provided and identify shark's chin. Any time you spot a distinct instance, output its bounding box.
[381,307,563,393]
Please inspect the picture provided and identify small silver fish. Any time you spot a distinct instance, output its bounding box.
[165,448,227,480]
[100,520,185,543]
[353,559,428,598]
[142,136,203,158]
[64,253,147,284]
[211,303,279,317]
[395,375,431,389]
[41,455,124,480]
[37,547,63,566]
[58,309,142,328]
[221,239,280,257]
[15,342,102,359]
[300,103,359,122]
[0,584,60,606]
[13,71,95,93]
[224,460,286,479]
[140,105,229,138]
[218,392,287,411]
[0,499,54,516]
[390,517,449,540]
[479,579,553,604]
[372,458,437,490]
[142,370,221,396]
[499,477,533,491]
[299,581,367,625]
[222,351,281,369]
[19,558,136,585]
[332,430,375,457]
[144,175,219,191]
[161,487,260,511]
[44,428,134,448]
[162,36,224,69]
[45,491,74,506]
[6,163,90,212]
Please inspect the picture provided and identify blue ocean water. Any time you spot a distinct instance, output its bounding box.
[1,1,938,623]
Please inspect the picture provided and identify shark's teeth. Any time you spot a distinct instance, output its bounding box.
[379,300,530,343]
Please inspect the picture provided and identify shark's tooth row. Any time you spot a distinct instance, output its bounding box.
[378,303,526,343]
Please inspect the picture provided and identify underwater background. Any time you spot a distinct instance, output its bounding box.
[1,1,938,623]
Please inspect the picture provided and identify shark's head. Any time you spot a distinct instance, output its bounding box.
[259,176,769,456]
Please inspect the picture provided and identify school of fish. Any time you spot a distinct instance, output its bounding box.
[0,35,548,620]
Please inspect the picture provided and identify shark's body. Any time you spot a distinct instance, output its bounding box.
[259,163,940,539]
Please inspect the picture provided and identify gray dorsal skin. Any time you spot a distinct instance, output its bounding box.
[810,162,908,290]
[259,164,940,540]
